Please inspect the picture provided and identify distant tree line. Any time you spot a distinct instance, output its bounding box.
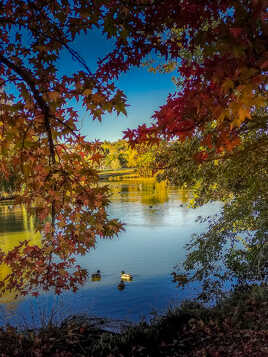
[0,140,162,196]
[100,140,165,177]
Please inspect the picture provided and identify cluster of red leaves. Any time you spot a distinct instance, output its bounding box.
[117,0,267,160]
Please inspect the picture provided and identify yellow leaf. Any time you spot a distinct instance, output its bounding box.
[48,91,60,101]
[83,89,92,96]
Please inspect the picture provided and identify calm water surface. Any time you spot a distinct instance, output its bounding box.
[0,180,220,326]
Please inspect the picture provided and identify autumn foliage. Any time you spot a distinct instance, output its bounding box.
[122,0,267,159]
[0,0,267,296]
[0,0,128,296]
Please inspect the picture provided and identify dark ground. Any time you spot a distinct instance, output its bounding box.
[0,284,267,356]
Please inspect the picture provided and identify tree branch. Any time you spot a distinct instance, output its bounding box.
[0,53,56,164]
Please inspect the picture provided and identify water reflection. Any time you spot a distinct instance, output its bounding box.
[0,180,220,325]
[107,179,190,206]
[0,202,41,306]
[0,204,28,234]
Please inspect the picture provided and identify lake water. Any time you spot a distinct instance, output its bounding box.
[0,180,220,327]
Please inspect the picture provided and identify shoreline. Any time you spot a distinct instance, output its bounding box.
[0,284,266,356]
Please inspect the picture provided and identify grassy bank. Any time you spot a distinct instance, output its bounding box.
[98,168,139,181]
[0,284,267,356]
[0,193,19,201]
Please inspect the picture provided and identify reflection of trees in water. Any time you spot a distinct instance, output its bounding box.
[108,180,193,226]
[0,205,40,251]
[107,179,191,207]
[0,203,25,233]
[118,185,130,199]
[0,183,192,299]
[108,179,169,205]
[0,203,41,303]
[0,262,22,305]
[140,181,168,205]
[176,189,191,204]
[140,182,168,226]
[0,198,97,297]
[140,183,192,226]
[0,203,37,234]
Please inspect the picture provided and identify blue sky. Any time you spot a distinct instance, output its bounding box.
[59,30,176,142]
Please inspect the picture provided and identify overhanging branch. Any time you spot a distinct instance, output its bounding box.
[0,53,56,164]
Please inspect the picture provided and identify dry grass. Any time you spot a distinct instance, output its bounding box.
[0,284,267,356]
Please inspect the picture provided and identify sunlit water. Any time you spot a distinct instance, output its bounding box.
[0,180,220,327]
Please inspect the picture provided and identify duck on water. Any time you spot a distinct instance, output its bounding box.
[120,271,133,281]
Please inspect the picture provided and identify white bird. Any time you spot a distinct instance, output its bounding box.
[120,271,133,281]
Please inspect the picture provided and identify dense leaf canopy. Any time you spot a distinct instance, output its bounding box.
[0,0,267,296]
